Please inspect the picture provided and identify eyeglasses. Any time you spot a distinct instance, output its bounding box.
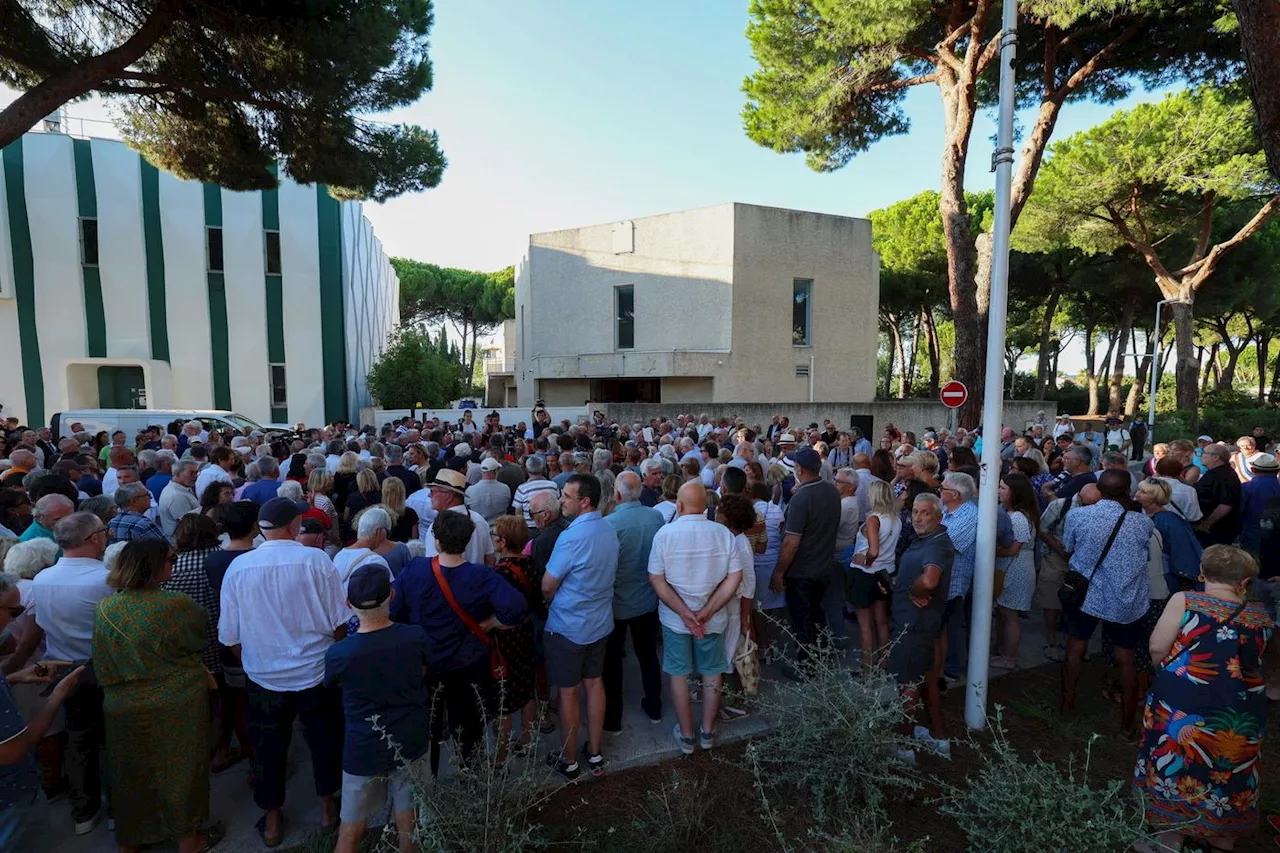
[88,527,108,539]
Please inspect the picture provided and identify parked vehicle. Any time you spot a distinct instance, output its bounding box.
[50,409,282,440]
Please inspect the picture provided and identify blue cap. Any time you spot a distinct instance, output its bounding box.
[347,563,392,609]
[258,497,309,530]
[792,447,822,473]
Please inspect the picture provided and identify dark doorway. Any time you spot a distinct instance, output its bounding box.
[849,414,874,440]
[97,366,147,409]
[590,379,661,404]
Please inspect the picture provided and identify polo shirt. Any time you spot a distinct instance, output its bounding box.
[781,478,841,581]
[217,539,347,692]
[145,472,171,502]
[605,501,664,619]
[464,479,512,523]
[0,674,38,807]
[240,478,282,506]
[194,464,233,502]
[18,521,54,543]
[32,557,111,661]
[647,514,738,635]
[545,510,619,646]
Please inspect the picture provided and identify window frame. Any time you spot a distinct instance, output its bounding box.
[206,225,225,272]
[615,284,635,351]
[79,216,99,267]
[264,229,282,275]
[792,278,813,347]
[269,363,287,408]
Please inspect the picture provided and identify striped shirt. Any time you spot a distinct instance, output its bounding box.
[512,477,559,527]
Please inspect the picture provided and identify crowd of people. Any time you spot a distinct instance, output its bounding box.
[0,405,1273,851]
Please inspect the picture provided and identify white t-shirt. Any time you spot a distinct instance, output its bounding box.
[853,511,901,575]
[332,547,392,585]
[1158,477,1204,522]
[1104,429,1131,449]
[420,503,494,565]
[647,515,739,635]
[194,464,233,502]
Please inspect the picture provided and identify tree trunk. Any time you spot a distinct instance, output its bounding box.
[1083,320,1098,415]
[1051,342,1061,388]
[1035,273,1063,399]
[1174,299,1202,414]
[1269,345,1280,403]
[883,320,898,399]
[922,309,941,397]
[896,319,910,400]
[1216,340,1242,391]
[1090,333,1117,416]
[1232,0,1280,180]
[1126,343,1151,416]
[1259,335,1271,404]
[1204,343,1219,393]
[903,313,921,398]
[936,73,983,428]
[1109,296,1137,413]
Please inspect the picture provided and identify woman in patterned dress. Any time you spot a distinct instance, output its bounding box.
[1133,545,1274,852]
[993,472,1038,670]
[95,538,222,852]
[490,515,538,757]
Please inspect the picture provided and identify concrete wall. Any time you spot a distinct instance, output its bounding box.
[598,399,1054,437]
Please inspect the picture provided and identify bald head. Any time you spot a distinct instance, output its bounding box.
[616,470,642,503]
[529,490,560,526]
[1078,483,1101,506]
[676,480,707,516]
[852,453,871,470]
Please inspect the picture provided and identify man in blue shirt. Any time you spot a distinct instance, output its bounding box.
[143,452,173,503]
[603,472,665,731]
[241,456,283,505]
[1239,453,1280,554]
[541,474,619,780]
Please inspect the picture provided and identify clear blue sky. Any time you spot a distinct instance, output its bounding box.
[367,0,1176,272]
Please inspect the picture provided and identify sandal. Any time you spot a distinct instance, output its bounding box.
[718,706,749,722]
[255,813,283,849]
[200,820,226,852]
[211,746,244,774]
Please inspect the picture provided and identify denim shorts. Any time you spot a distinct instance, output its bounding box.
[661,625,726,677]
[340,757,426,824]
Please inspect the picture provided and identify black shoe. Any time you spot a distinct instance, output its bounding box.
[546,753,580,782]
[603,723,622,736]
[581,743,606,777]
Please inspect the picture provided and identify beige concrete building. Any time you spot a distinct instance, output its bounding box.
[509,203,880,407]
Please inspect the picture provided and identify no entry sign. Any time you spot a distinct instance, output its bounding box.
[940,380,968,409]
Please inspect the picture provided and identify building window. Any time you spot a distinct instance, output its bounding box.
[616,285,635,350]
[269,364,287,408]
[79,217,98,266]
[264,230,282,274]
[207,226,224,272]
[793,279,812,346]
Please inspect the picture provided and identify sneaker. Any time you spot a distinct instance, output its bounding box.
[943,672,962,687]
[581,743,606,777]
[698,727,716,751]
[914,725,952,757]
[642,699,663,724]
[73,806,104,836]
[1042,643,1065,663]
[672,724,696,756]
[892,748,917,765]
[546,754,580,782]
[603,723,622,736]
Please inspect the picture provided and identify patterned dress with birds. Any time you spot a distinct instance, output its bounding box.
[1132,592,1274,838]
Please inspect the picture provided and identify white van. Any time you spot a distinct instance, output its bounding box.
[50,410,282,440]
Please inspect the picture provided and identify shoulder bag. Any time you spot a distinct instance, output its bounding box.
[432,557,508,681]
[1058,509,1127,611]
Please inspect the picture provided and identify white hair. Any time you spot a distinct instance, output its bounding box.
[3,538,59,579]
[357,506,393,539]
[103,541,127,574]
[639,458,663,476]
[615,471,642,503]
[942,471,976,503]
[278,480,304,500]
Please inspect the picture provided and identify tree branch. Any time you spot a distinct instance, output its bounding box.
[1186,191,1217,266]
[0,0,177,150]
[1180,194,1280,288]
[110,70,295,112]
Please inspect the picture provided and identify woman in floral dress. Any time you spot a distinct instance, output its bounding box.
[490,515,538,757]
[1133,545,1274,852]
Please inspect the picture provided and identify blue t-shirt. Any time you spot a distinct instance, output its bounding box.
[240,479,282,506]
[145,472,171,503]
[323,623,431,776]
[0,673,38,807]
[545,511,619,645]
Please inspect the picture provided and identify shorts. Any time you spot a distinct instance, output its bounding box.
[1036,551,1069,610]
[661,625,726,677]
[941,595,966,627]
[340,757,426,824]
[849,569,890,610]
[1062,605,1142,649]
[887,630,937,687]
[544,632,607,689]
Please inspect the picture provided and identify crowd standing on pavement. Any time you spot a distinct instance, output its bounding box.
[0,405,1274,851]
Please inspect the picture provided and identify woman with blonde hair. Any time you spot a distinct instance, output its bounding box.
[379,475,417,543]
[1134,546,1274,852]
[850,479,901,673]
[332,450,361,512]
[655,474,681,523]
[340,468,382,542]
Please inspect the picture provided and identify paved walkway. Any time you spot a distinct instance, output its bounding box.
[50,603,1077,852]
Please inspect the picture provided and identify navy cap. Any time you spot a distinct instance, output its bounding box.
[298,517,325,535]
[792,447,822,473]
[258,496,309,530]
[348,563,392,609]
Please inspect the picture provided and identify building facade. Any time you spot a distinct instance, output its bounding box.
[0,130,398,429]
[511,203,880,407]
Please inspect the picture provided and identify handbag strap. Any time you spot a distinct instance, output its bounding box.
[431,558,492,649]
[504,559,532,594]
[1089,509,1129,577]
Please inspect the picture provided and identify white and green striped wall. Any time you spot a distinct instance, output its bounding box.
[0,131,398,429]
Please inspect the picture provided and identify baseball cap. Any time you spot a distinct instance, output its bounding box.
[480,458,502,472]
[454,443,472,457]
[792,447,822,473]
[299,517,325,535]
[347,563,392,609]
[258,496,309,530]
[1197,435,1214,443]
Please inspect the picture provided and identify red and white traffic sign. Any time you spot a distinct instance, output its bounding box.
[940,380,968,409]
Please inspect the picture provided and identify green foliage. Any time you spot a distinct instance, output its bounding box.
[1019,84,1276,257]
[1,1,447,201]
[365,328,460,409]
[1200,387,1255,408]
[936,710,1148,853]
[393,260,515,330]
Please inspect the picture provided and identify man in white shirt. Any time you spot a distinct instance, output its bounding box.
[647,481,741,754]
[100,446,135,497]
[1154,456,1204,522]
[32,512,112,833]
[465,458,512,523]
[421,469,495,565]
[194,446,236,501]
[159,459,202,538]
[833,468,863,561]
[218,496,347,845]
